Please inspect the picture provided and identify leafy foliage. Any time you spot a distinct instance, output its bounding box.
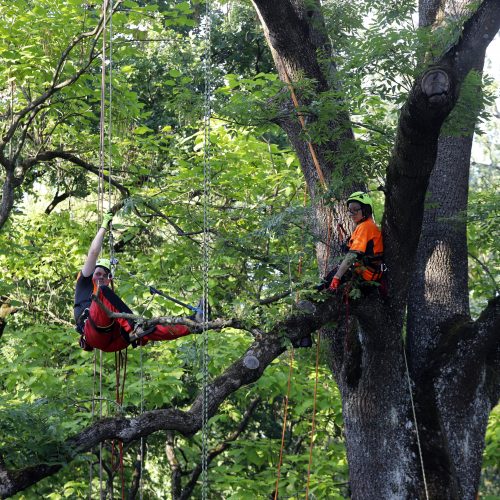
[0,0,498,498]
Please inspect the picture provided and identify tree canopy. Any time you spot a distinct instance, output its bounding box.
[0,0,499,498]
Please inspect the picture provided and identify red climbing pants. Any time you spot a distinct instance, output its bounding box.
[83,286,191,352]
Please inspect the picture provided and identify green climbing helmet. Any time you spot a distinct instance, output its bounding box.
[95,258,111,272]
[347,191,373,210]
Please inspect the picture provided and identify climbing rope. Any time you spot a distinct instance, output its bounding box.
[98,0,108,225]
[201,1,212,497]
[139,344,145,500]
[282,66,334,277]
[93,2,125,498]
[112,349,127,499]
[305,332,321,498]
[274,348,295,500]
[282,66,327,189]
[88,350,99,499]
[403,345,430,500]
[98,350,104,497]
[280,72,332,495]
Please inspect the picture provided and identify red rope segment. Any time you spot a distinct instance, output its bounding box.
[305,332,321,498]
[274,348,295,500]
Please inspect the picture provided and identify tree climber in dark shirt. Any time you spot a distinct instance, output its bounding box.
[74,212,197,352]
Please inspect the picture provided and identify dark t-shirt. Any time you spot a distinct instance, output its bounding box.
[74,273,94,323]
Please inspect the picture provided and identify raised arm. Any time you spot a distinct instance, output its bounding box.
[81,212,113,277]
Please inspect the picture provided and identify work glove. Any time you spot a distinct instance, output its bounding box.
[328,277,341,291]
[101,211,114,230]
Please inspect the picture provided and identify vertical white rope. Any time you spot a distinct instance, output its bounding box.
[97,4,108,498]
[106,0,116,276]
[403,346,430,500]
[98,0,108,225]
[89,352,97,500]
[107,0,113,213]
[201,1,212,497]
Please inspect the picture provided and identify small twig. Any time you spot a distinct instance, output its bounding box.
[468,252,500,295]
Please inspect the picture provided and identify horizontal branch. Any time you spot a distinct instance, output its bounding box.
[28,150,130,198]
[0,295,341,497]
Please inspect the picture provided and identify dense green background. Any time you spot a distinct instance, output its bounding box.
[0,0,498,497]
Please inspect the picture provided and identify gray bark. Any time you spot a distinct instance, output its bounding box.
[407,1,492,497]
[251,0,359,274]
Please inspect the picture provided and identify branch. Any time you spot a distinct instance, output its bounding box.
[382,0,500,310]
[0,296,341,497]
[1,33,100,151]
[45,189,83,214]
[427,296,500,407]
[142,202,200,243]
[0,297,19,340]
[26,150,130,198]
[90,292,239,337]
[258,289,292,306]
[443,0,500,81]
[468,252,500,295]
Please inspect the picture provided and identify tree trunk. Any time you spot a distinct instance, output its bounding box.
[407,1,493,496]
[251,0,359,274]
[252,0,500,498]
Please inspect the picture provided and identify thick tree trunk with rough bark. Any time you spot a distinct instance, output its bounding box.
[252,0,500,498]
[406,2,494,497]
[251,0,359,274]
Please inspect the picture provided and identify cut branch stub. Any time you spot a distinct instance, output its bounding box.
[421,68,451,103]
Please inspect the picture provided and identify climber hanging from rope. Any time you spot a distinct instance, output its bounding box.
[74,211,208,352]
[317,191,385,293]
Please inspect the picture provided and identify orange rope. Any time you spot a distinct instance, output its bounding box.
[112,350,127,499]
[279,64,332,499]
[282,66,327,189]
[282,66,334,277]
[305,332,321,498]
[274,348,295,500]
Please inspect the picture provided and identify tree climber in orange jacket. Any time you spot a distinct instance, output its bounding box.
[74,212,197,352]
[318,192,384,292]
